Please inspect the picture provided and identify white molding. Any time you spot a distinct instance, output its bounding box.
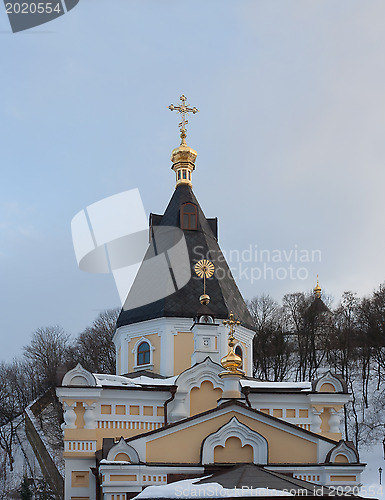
[62,364,97,387]
[132,337,155,370]
[175,357,224,392]
[201,416,268,464]
[315,372,344,393]
[168,358,224,421]
[106,437,140,463]
[327,441,358,464]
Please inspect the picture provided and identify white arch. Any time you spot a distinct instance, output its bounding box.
[314,371,344,393]
[168,358,223,422]
[326,441,358,464]
[106,437,140,463]
[132,336,155,369]
[176,357,224,392]
[201,416,268,465]
[61,364,96,387]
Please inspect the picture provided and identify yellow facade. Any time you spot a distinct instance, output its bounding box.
[145,410,318,464]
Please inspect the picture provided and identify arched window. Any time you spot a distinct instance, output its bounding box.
[137,341,150,366]
[199,315,214,324]
[235,346,243,358]
[235,345,243,369]
[181,203,197,230]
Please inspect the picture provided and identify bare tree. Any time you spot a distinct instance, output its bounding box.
[24,326,70,390]
[68,309,118,374]
[249,295,293,381]
[0,363,24,471]
[283,292,332,381]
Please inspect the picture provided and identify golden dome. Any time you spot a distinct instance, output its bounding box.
[220,312,244,376]
[314,275,321,298]
[220,349,243,373]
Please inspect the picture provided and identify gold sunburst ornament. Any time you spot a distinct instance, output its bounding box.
[194,259,215,305]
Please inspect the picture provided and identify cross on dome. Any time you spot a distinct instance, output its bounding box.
[169,94,199,145]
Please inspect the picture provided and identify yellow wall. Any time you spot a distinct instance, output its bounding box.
[214,437,253,463]
[320,383,336,392]
[174,332,194,374]
[145,410,318,464]
[190,381,222,416]
[320,408,330,433]
[74,403,85,429]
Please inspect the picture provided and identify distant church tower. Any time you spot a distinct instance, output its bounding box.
[113,95,255,377]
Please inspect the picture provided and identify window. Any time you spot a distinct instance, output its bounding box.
[137,341,150,365]
[199,315,214,324]
[235,345,243,369]
[181,203,197,230]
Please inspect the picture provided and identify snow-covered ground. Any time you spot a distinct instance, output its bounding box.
[360,443,385,500]
[0,417,42,499]
[134,478,294,498]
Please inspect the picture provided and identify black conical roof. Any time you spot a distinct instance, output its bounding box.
[117,184,254,330]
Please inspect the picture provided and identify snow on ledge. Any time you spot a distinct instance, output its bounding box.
[93,373,177,388]
[133,478,294,498]
[241,380,312,391]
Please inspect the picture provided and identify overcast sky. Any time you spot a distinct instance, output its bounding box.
[1,1,385,361]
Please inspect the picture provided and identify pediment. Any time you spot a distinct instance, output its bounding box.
[126,401,334,466]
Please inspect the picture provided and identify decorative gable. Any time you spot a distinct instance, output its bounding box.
[201,416,268,465]
[61,363,96,387]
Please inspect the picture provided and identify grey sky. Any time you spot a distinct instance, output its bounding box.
[1,1,385,361]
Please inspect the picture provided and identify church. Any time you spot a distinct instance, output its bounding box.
[56,96,365,500]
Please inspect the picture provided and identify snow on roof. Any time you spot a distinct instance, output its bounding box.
[241,380,312,391]
[133,478,294,498]
[93,373,177,388]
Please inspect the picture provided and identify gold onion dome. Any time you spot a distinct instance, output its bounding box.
[169,95,199,188]
[220,348,243,373]
[220,312,244,375]
[314,275,321,298]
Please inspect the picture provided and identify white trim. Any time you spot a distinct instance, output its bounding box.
[61,363,96,387]
[202,416,268,465]
[106,437,140,463]
[315,372,344,393]
[327,441,358,464]
[132,337,155,371]
[168,358,224,421]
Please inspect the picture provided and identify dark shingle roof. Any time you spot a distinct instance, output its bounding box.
[197,464,333,494]
[117,184,254,330]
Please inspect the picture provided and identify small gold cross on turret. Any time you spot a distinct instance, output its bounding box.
[169,95,199,144]
[223,312,240,337]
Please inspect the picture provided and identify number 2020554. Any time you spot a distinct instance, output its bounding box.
[5,2,62,14]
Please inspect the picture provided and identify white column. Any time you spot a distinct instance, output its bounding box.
[122,335,129,374]
[83,402,97,429]
[62,402,77,430]
[311,408,322,434]
[220,373,242,400]
[328,408,341,433]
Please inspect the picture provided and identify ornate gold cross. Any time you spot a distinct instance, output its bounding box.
[223,312,240,338]
[169,94,199,143]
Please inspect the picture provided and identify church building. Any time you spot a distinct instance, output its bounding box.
[57,96,365,500]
